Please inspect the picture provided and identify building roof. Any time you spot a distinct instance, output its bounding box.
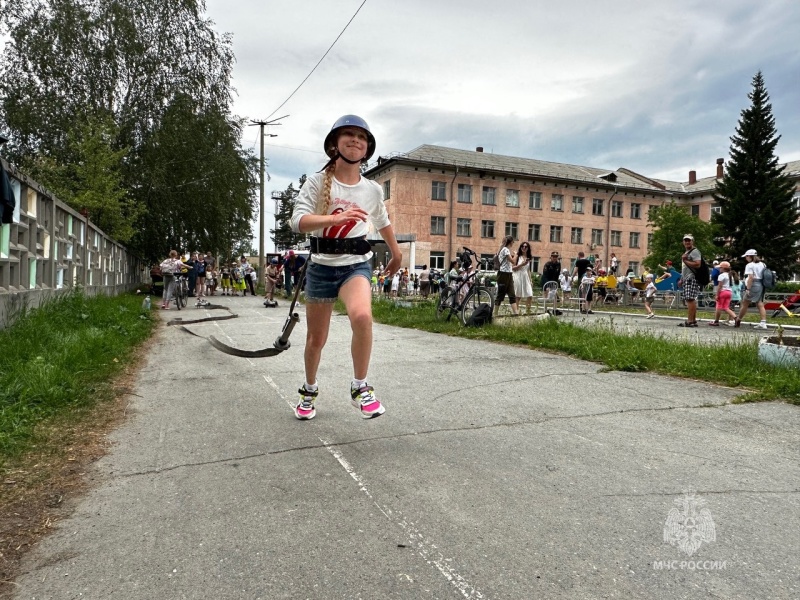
[369,145,800,197]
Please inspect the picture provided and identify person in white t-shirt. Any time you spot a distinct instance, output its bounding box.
[735,249,767,329]
[493,235,519,316]
[644,274,657,319]
[289,115,401,420]
[709,261,738,326]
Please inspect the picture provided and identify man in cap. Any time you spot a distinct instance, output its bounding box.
[541,251,562,288]
[679,234,702,327]
[710,260,721,295]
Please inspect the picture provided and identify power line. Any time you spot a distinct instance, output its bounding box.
[266,0,369,120]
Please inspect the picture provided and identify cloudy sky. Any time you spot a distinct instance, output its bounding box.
[204,0,800,251]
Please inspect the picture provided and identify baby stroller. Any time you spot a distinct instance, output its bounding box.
[771,291,800,318]
[149,266,163,297]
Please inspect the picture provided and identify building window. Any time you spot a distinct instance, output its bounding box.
[691,205,699,217]
[611,200,623,218]
[551,194,564,211]
[529,191,542,209]
[571,227,583,244]
[431,216,445,235]
[383,180,391,199]
[711,205,721,214]
[572,196,584,213]
[530,257,540,273]
[429,252,445,270]
[482,186,496,205]
[630,203,641,219]
[506,189,520,208]
[592,198,604,216]
[628,261,639,276]
[629,232,640,248]
[457,183,472,203]
[591,228,603,246]
[481,220,495,238]
[457,218,471,237]
[647,232,653,248]
[505,222,519,239]
[550,225,563,243]
[610,230,622,246]
[432,181,446,200]
[528,223,541,242]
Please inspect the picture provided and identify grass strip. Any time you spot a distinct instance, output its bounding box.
[367,298,800,405]
[0,290,157,462]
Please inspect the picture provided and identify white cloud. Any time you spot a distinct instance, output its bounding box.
[205,0,800,250]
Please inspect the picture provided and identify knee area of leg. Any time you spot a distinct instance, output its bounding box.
[348,309,372,328]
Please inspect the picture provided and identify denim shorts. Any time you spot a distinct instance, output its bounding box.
[305,260,372,303]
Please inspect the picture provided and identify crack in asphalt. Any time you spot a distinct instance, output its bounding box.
[116,401,735,479]
[597,489,799,497]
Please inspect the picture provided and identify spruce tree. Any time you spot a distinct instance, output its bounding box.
[712,71,800,277]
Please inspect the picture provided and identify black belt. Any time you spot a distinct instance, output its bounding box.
[309,236,372,255]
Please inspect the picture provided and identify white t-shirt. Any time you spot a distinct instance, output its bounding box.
[498,247,513,273]
[645,282,657,298]
[744,261,766,281]
[718,272,731,291]
[290,172,391,267]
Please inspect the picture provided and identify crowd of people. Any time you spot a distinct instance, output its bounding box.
[369,264,430,298]
[153,251,260,309]
[414,233,778,328]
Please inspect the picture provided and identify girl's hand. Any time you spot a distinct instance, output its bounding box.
[383,255,402,278]
[331,207,368,226]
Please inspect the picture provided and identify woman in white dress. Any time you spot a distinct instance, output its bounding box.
[513,241,534,314]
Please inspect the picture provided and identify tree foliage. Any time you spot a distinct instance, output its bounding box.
[0,0,256,260]
[270,175,308,251]
[32,113,141,241]
[133,94,257,259]
[643,202,716,271]
[712,72,800,277]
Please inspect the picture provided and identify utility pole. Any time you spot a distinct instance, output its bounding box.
[249,115,288,281]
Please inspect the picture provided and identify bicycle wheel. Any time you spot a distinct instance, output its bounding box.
[461,286,494,326]
[436,288,455,321]
[177,281,187,309]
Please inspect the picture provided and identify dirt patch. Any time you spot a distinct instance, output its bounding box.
[0,342,151,598]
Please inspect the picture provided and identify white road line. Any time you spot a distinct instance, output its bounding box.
[264,374,485,597]
[319,437,486,599]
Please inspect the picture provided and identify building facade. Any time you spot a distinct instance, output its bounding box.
[364,145,800,278]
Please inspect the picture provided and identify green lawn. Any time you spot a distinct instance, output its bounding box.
[0,290,158,461]
[367,297,800,405]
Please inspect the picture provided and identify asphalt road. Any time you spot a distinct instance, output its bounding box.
[13,295,799,600]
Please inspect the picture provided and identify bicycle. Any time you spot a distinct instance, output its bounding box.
[435,247,495,325]
[169,273,189,310]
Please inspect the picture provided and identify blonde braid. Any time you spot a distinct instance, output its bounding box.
[318,163,335,216]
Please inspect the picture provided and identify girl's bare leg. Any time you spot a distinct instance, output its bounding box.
[304,302,334,385]
[338,276,373,380]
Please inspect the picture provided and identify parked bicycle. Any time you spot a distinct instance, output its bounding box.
[436,247,494,325]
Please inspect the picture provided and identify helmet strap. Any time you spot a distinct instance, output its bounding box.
[317,145,366,174]
[334,144,365,165]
